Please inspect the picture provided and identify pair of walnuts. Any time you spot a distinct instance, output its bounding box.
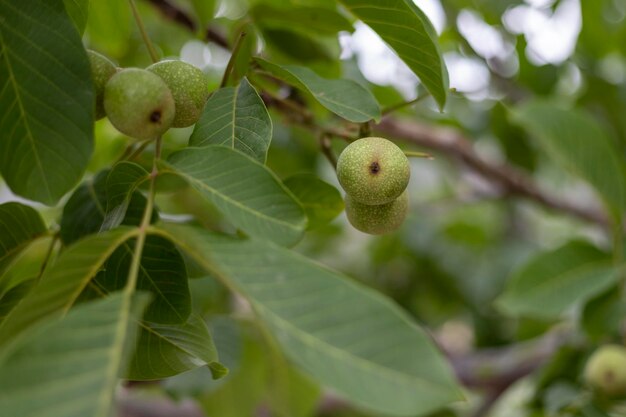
[337,137,410,235]
[89,50,209,140]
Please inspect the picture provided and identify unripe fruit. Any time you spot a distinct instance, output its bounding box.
[584,344,626,396]
[147,60,209,128]
[87,50,117,120]
[337,137,410,205]
[345,191,408,235]
[104,68,175,140]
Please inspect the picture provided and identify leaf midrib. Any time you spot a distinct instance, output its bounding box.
[0,28,51,201]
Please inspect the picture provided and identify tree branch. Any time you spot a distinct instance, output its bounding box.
[144,0,229,49]
[375,116,609,228]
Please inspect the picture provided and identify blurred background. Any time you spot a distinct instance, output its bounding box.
[3,0,626,415]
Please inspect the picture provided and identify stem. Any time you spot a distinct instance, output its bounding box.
[129,0,159,63]
[128,139,154,162]
[319,134,337,170]
[382,92,431,115]
[220,31,248,88]
[404,150,434,160]
[123,136,161,295]
[34,233,60,284]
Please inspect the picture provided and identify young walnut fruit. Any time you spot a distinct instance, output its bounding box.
[147,60,209,128]
[345,191,408,235]
[103,68,175,140]
[337,137,410,206]
[87,50,117,120]
[584,344,626,397]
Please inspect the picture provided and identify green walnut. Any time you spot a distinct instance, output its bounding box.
[345,190,408,235]
[337,137,410,205]
[584,344,626,396]
[147,60,209,128]
[87,50,117,120]
[103,68,175,140]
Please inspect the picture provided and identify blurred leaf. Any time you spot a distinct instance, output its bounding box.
[284,174,344,229]
[128,314,226,380]
[187,0,216,28]
[190,78,273,163]
[496,241,620,319]
[337,0,449,110]
[0,292,149,417]
[198,322,269,417]
[0,227,137,344]
[581,287,625,341]
[230,24,258,85]
[511,101,626,220]
[490,102,536,171]
[158,224,462,417]
[0,237,54,320]
[0,280,36,325]
[63,0,89,34]
[255,58,381,122]
[162,146,306,246]
[96,235,191,324]
[265,339,321,417]
[251,4,353,35]
[0,0,94,205]
[0,203,47,274]
[102,162,150,231]
[85,0,132,58]
[262,28,335,63]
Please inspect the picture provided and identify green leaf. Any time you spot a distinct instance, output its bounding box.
[337,0,449,110]
[0,0,94,205]
[162,146,306,247]
[581,287,626,341]
[0,292,150,417]
[511,101,626,220]
[0,202,47,274]
[187,0,216,28]
[251,4,353,35]
[190,78,273,163]
[85,0,132,57]
[254,58,381,123]
[157,224,462,417]
[284,174,344,229]
[96,235,191,324]
[0,280,36,325]
[261,28,335,63]
[60,170,156,245]
[0,227,137,344]
[164,316,244,396]
[128,314,226,380]
[102,162,151,231]
[0,237,54,315]
[496,241,621,319]
[63,0,89,34]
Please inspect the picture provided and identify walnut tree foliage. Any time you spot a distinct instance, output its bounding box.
[0,0,625,416]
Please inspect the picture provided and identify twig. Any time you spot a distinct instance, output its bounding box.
[382,92,430,115]
[375,116,610,228]
[319,133,337,170]
[34,233,60,283]
[145,0,230,49]
[129,0,159,63]
[404,150,433,160]
[145,0,196,31]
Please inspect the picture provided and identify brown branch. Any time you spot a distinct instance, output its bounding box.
[144,0,230,49]
[376,116,610,228]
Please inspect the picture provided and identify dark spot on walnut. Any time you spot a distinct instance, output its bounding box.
[150,111,161,123]
[369,161,381,174]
